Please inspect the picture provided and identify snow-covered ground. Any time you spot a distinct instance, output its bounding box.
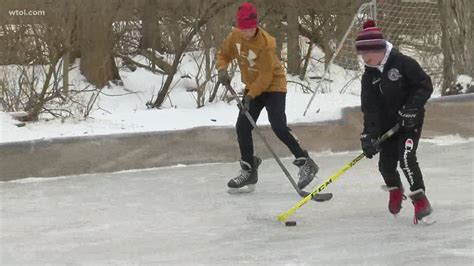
[0,87,360,143]
[1,45,366,144]
[1,139,473,265]
[2,42,453,145]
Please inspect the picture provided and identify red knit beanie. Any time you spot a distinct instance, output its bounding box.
[355,20,386,53]
[236,2,258,29]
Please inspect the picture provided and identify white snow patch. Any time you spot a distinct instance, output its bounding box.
[6,175,73,184]
[456,74,473,94]
[421,135,474,146]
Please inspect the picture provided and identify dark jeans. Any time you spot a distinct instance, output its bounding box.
[378,125,425,192]
[236,92,306,166]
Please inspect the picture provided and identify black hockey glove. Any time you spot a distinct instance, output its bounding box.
[360,133,379,159]
[239,94,253,114]
[398,107,419,131]
[218,69,231,85]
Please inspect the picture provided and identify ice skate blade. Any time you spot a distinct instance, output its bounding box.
[415,215,436,226]
[227,184,256,194]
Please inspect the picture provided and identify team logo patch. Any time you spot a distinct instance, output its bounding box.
[247,49,257,67]
[405,138,414,151]
[388,68,402,81]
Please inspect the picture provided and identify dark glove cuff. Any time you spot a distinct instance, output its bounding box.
[361,131,377,140]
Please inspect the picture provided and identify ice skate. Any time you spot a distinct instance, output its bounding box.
[409,189,434,225]
[293,154,319,190]
[227,156,262,194]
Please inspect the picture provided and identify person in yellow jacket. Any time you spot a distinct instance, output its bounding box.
[217,2,319,193]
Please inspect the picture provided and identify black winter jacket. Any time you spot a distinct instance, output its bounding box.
[360,48,433,137]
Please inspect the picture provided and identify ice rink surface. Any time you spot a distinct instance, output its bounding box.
[1,141,473,265]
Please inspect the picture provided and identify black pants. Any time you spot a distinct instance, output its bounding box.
[236,92,306,166]
[378,125,425,192]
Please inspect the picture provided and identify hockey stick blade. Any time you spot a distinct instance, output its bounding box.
[313,193,333,202]
[299,190,333,202]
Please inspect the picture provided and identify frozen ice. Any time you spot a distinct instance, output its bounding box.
[1,141,473,265]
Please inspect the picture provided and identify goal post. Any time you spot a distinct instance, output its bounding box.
[303,0,442,116]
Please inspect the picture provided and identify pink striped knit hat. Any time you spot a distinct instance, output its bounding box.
[355,20,386,53]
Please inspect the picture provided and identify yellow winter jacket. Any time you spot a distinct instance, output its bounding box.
[216,27,287,98]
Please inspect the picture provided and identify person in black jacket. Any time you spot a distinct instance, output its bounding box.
[356,20,433,224]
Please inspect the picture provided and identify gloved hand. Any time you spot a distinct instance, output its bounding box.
[360,133,379,159]
[398,107,419,131]
[239,94,253,114]
[218,70,231,85]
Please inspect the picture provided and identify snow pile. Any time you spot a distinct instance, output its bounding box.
[0,112,24,140]
[455,74,473,94]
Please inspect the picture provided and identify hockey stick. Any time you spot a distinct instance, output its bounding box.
[225,84,331,202]
[277,124,400,222]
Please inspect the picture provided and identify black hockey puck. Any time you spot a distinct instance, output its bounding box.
[285,221,297,226]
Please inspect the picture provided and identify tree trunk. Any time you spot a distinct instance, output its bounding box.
[299,40,313,80]
[140,0,164,53]
[78,0,120,88]
[438,0,472,95]
[202,29,212,82]
[262,0,284,59]
[286,1,301,76]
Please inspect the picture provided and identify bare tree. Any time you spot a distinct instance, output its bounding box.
[140,0,164,53]
[298,0,363,67]
[187,49,213,108]
[151,0,238,108]
[438,0,473,95]
[286,0,301,75]
[259,0,285,59]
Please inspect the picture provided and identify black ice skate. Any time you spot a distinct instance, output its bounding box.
[293,154,319,190]
[227,156,262,194]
